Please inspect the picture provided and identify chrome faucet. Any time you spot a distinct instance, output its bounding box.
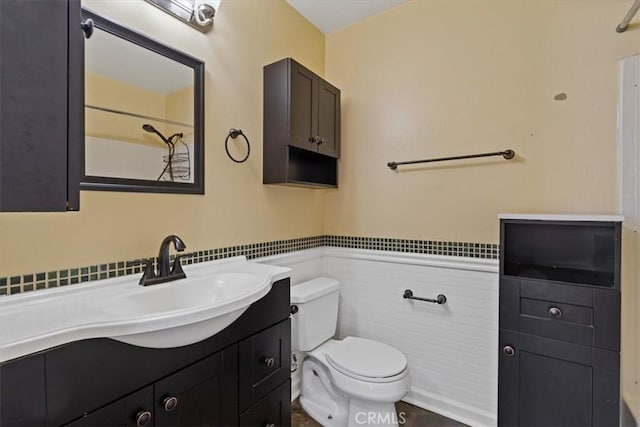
[128,235,187,286]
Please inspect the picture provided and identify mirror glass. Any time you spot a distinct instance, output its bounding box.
[81,9,204,194]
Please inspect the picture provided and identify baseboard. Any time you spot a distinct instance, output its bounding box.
[402,387,496,427]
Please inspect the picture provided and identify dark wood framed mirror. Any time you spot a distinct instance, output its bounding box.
[80,9,204,194]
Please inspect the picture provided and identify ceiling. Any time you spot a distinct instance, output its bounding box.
[285,0,409,34]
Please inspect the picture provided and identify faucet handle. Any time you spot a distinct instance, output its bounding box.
[171,255,187,280]
[126,258,157,286]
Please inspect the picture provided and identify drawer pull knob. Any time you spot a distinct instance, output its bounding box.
[163,396,179,412]
[263,356,276,368]
[135,410,152,427]
[548,306,563,318]
[503,345,515,357]
[265,424,276,427]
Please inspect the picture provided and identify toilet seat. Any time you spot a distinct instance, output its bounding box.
[324,337,408,382]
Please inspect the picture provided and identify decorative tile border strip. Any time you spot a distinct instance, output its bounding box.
[0,235,497,296]
[325,235,499,259]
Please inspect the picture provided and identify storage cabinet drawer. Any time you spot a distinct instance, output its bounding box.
[500,277,620,351]
[240,379,291,427]
[239,320,291,413]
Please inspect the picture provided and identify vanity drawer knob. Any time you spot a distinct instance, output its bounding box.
[163,396,179,412]
[135,410,152,427]
[548,306,563,318]
[263,356,275,368]
[503,346,515,357]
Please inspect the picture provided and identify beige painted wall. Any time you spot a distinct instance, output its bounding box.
[324,0,640,243]
[0,0,325,276]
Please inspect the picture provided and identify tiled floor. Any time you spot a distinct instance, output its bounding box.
[292,399,468,427]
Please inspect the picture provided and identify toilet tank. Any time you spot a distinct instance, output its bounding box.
[290,277,340,352]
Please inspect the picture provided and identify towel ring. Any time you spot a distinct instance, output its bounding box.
[225,128,250,163]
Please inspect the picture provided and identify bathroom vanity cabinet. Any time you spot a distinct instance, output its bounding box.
[498,216,622,427]
[263,58,341,188]
[0,0,83,212]
[0,279,292,427]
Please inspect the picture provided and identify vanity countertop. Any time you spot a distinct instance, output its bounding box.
[0,257,290,363]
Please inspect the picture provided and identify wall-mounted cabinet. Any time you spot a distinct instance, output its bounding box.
[498,215,622,427]
[263,58,341,188]
[0,0,83,211]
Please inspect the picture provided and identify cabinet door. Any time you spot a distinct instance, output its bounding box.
[239,320,291,413]
[289,61,318,153]
[153,347,238,427]
[0,354,46,426]
[0,0,82,211]
[498,330,619,427]
[239,380,291,427]
[317,80,341,158]
[64,386,153,427]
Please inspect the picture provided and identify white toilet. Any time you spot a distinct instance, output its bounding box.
[291,277,410,427]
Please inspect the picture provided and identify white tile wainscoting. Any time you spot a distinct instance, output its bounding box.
[260,246,499,427]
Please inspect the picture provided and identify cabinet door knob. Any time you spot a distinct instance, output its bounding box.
[135,410,152,427]
[81,18,94,39]
[163,396,179,412]
[263,356,275,368]
[265,424,276,427]
[548,306,563,318]
[502,345,515,357]
[318,138,326,145]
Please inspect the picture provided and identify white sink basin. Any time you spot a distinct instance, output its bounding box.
[102,273,260,316]
[0,257,290,362]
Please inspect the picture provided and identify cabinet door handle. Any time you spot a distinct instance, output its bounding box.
[163,396,179,412]
[308,136,319,144]
[548,306,563,318]
[135,410,152,427]
[263,356,275,368]
[81,18,94,39]
[264,424,276,427]
[318,138,326,145]
[502,345,515,357]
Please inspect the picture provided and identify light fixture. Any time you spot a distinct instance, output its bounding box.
[145,0,221,33]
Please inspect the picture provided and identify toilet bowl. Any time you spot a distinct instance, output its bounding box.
[291,278,410,427]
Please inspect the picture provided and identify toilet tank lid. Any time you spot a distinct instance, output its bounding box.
[291,277,340,303]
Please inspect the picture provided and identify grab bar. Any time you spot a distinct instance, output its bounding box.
[403,289,447,304]
[387,149,515,170]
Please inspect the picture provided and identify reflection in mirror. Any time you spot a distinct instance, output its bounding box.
[81,9,204,194]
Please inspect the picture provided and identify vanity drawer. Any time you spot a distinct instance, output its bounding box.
[239,319,291,413]
[240,379,291,427]
[500,277,620,351]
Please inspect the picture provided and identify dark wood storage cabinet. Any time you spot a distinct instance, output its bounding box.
[498,217,622,427]
[0,279,292,427]
[263,58,341,188]
[0,0,83,211]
